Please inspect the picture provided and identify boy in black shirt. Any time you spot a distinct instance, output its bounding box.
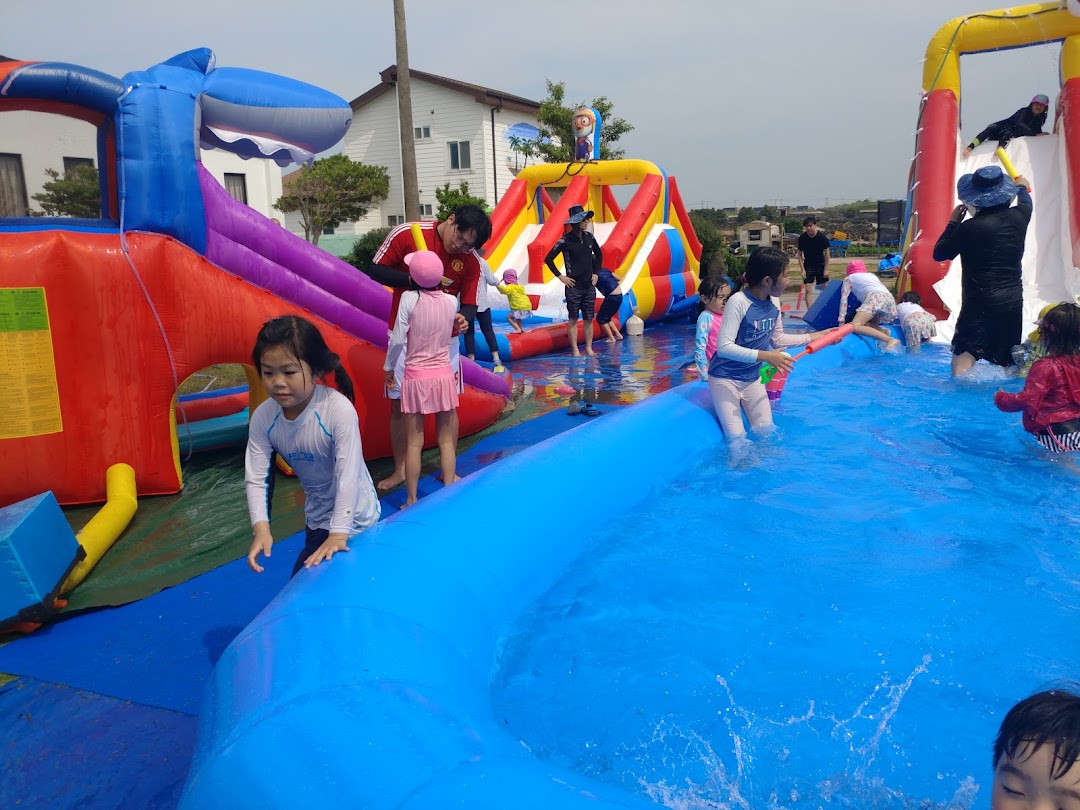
[797,216,831,309]
[545,205,604,356]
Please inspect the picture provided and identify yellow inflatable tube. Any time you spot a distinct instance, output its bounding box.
[517,159,664,196]
[924,3,1080,95]
[62,463,138,592]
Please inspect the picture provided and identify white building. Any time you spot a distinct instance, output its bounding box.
[738,220,782,252]
[283,66,541,255]
[0,110,283,220]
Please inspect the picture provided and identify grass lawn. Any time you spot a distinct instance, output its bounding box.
[177,364,250,395]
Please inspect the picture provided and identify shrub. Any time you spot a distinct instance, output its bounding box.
[343,227,391,272]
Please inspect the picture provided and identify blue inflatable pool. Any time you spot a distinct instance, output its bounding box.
[180,335,878,808]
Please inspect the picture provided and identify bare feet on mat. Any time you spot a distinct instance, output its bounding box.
[377,471,405,491]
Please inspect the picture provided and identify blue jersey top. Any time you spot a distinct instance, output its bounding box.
[708,290,803,382]
[596,268,620,296]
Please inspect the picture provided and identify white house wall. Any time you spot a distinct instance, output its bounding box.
[0,111,98,206]
[344,88,401,235]
[481,106,542,206]
[0,109,282,220]
[200,148,283,220]
[334,77,541,240]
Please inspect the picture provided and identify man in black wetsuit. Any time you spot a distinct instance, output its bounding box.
[545,205,604,357]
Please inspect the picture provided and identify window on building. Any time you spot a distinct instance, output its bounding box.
[448,141,471,171]
[223,173,248,205]
[322,225,335,235]
[414,126,431,140]
[388,215,403,227]
[749,229,763,241]
[63,156,95,174]
[0,153,29,217]
[420,204,433,218]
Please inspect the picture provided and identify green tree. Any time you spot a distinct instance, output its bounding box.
[688,211,725,277]
[689,207,728,231]
[31,164,101,218]
[344,227,391,271]
[433,181,488,221]
[759,204,778,222]
[274,154,389,246]
[736,206,757,225]
[513,79,634,163]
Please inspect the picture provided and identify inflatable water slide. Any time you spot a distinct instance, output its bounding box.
[0,50,509,507]
[901,2,1080,335]
[473,159,703,360]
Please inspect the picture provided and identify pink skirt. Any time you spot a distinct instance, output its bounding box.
[400,372,459,414]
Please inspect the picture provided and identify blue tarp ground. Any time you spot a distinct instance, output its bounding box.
[0,677,197,810]
[0,529,305,714]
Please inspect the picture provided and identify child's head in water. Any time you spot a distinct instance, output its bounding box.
[252,315,354,416]
[991,688,1080,809]
[741,246,789,298]
[1037,303,1080,357]
[900,291,922,305]
[699,274,734,313]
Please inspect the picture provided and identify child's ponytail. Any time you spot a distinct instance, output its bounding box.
[326,352,355,403]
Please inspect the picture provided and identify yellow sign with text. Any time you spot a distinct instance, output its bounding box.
[0,288,63,438]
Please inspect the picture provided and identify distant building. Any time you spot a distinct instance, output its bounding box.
[285,66,541,255]
[739,220,781,252]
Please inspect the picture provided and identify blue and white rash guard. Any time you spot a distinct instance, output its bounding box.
[245,384,381,535]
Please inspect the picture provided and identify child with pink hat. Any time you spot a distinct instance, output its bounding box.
[383,250,461,507]
[496,268,533,333]
[838,260,901,352]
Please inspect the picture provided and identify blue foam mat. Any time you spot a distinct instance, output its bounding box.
[0,677,196,810]
[0,531,305,715]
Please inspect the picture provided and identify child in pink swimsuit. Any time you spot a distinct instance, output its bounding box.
[694,275,734,379]
[384,250,460,507]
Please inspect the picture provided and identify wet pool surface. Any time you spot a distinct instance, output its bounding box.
[491,343,1080,809]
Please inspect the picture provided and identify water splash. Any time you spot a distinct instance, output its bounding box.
[619,657,979,809]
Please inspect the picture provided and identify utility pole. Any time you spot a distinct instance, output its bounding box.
[393,0,420,222]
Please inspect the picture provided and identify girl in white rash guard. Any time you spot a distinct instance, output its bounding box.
[709,247,833,439]
[246,315,381,578]
[837,260,901,351]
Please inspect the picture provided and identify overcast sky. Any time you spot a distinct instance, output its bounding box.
[4,0,1066,209]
